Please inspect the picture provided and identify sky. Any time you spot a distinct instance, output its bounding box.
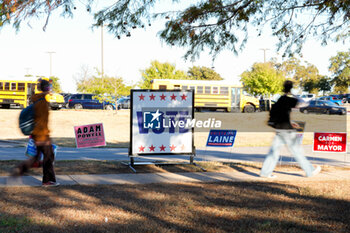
[0,1,348,93]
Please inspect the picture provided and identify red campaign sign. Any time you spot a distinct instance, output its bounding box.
[313,132,347,153]
[74,123,106,148]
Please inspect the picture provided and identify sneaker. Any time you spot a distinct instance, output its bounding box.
[311,165,321,177]
[42,181,60,187]
[260,174,277,178]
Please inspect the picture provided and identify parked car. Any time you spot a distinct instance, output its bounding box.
[60,93,73,108]
[299,100,346,115]
[317,96,343,105]
[44,93,65,110]
[340,93,350,103]
[329,94,347,103]
[68,94,116,110]
[300,94,315,102]
[117,97,130,109]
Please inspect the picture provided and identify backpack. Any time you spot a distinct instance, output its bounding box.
[19,98,44,135]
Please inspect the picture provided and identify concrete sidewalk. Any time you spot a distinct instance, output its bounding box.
[1,169,349,187]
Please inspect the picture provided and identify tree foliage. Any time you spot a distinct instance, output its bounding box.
[278,57,322,94]
[49,76,62,93]
[76,70,132,97]
[2,1,350,60]
[329,50,350,93]
[297,64,321,94]
[139,60,186,89]
[240,62,285,96]
[317,76,332,95]
[278,57,303,85]
[187,66,223,80]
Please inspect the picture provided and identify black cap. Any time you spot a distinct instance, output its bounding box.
[38,79,50,92]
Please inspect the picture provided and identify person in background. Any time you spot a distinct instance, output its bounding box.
[260,80,321,178]
[13,78,59,186]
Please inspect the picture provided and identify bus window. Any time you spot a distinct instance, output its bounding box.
[220,87,229,95]
[27,83,36,95]
[205,86,211,94]
[11,83,16,90]
[189,86,195,92]
[197,86,203,94]
[174,85,180,90]
[4,82,10,90]
[212,86,219,94]
[0,82,3,90]
[18,83,25,91]
[159,85,167,90]
[182,85,188,91]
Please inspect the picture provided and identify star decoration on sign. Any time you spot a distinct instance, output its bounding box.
[138,94,145,101]
[149,145,155,152]
[181,94,187,100]
[160,94,166,100]
[181,144,186,151]
[170,145,176,151]
[170,94,177,101]
[159,145,166,151]
[139,145,145,152]
[149,94,156,101]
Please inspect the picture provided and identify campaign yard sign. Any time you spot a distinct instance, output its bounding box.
[206,130,237,147]
[313,132,347,153]
[74,123,106,148]
[130,90,194,156]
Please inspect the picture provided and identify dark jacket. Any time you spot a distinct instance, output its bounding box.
[269,94,298,129]
[31,92,50,144]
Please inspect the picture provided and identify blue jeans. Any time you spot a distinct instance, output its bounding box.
[260,130,315,177]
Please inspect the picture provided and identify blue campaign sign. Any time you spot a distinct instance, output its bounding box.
[206,130,237,147]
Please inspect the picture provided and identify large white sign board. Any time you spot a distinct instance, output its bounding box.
[130,90,194,156]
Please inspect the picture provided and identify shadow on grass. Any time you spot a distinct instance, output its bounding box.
[0,181,349,232]
[221,163,304,177]
[220,162,261,177]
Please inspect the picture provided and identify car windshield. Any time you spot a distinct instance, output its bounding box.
[117,98,128,103]
[309,101,316,105]
[325,101,337,106]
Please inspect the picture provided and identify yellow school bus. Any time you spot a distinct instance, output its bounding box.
[150,79,259,113]
[0,79,65,110]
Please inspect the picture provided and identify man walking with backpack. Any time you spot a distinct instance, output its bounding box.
[13,78,59,186]
[260,80,321,178]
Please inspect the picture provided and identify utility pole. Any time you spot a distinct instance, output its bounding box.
[101,25,105,91]
[46,51,56,77]
[24,67,32,77]
[260,48,271,109]
[101,25,104,79]
[260,48,270,63]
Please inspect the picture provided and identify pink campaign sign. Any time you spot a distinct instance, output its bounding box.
[74,123,106,148]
